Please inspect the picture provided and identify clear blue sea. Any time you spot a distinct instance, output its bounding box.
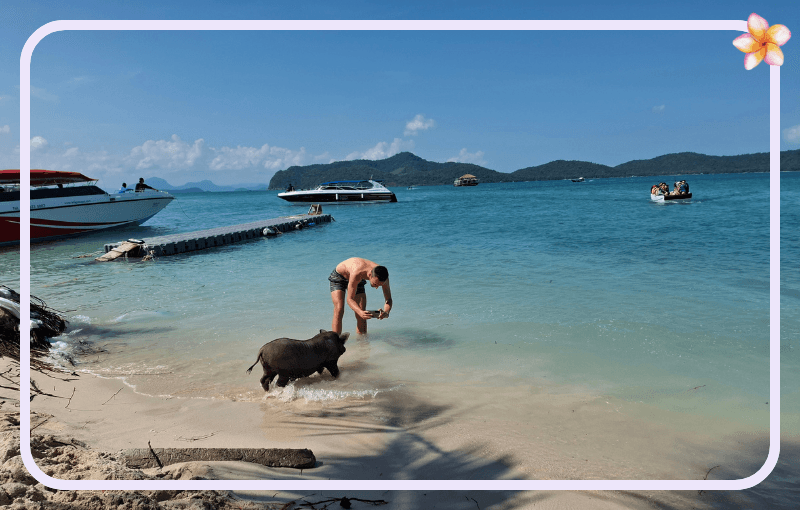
[4,171,798,484]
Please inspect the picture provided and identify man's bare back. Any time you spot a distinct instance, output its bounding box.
[335,257,379,282]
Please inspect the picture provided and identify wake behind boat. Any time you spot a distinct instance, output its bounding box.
[0,169,174,246]
[277,179,397,203]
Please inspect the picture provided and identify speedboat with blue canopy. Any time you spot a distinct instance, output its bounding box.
[277,179,397,203]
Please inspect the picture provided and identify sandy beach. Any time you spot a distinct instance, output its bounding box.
[1,354,792,509]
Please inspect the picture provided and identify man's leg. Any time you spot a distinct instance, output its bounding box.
[331,290,345,334]
[354,292,367,335]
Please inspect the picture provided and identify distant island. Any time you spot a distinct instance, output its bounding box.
[143,149,800,192]
[268,150,800,190]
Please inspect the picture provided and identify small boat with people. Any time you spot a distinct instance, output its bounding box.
[454,174,479,187]
[277,179,397,203]
[0,169,174,246]
[650,180,692,202]
[571,177,585,182]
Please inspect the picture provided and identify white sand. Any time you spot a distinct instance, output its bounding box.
[0,357,778,509]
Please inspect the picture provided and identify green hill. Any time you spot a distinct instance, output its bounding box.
[268,149,800,189]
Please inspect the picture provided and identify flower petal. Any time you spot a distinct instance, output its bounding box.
[748,13,769,40]
[764,43,784,65]
[733,33,761,52]
[744,49,765,70]
[766,24,791,46]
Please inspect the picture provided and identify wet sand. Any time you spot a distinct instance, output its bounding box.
[1,357,793,508]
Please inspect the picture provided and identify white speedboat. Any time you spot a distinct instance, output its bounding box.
[277,180,397,203]
[0,169,174,246]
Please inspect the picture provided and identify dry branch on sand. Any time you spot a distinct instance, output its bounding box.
[0,409,290,509]
[0,286,68,361]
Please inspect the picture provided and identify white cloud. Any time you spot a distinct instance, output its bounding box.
[652,105,665,113]
[67,76,91,86]
[209,144,309,171]
[447,148,486,166]
[344,138,414,161]
[0,125,9,135]
[404,114,436,136]
[783,125,800,144]
[30,136,49,151]
[30,86,58,102]
[11,132,424,187]
[262,146,308,170]
[128,134,204,170]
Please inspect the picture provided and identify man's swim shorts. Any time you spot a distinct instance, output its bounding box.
[329,269,366,294]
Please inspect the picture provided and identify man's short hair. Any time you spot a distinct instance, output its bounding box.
[373,266,388,282]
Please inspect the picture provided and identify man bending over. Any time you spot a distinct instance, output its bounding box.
[329,257,392,335]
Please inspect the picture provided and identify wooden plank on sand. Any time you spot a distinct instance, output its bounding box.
[121,447,316,469]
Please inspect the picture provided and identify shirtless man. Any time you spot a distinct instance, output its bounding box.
[329,257,392,335]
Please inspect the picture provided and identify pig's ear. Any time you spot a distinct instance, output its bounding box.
[339,332,350,343]
[320,329,327,334]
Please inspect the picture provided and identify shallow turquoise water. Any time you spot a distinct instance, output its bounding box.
[4,172,797,436]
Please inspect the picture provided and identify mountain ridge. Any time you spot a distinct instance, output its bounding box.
[142,149,800,191]
[268,150,800,189]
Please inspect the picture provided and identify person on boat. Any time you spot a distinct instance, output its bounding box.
[135,178,156,192]
[118,182,131,193]
[329,257,392,335]
[286,183,295,192]
[678,180,689,194]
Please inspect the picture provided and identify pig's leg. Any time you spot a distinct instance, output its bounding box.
[260,367,276,391]
[276,374,292,387]
[324,362,340,378]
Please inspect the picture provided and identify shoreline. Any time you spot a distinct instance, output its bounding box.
[3,356,795,508]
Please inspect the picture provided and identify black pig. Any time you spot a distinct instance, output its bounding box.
[246,329,350,391]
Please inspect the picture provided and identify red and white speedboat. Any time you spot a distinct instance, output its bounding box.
[0,169,174,246]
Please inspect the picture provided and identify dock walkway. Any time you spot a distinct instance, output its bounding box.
[100,213,332,260]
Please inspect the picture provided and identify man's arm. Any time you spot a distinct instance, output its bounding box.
[347,278,373,320]
[379,279,392,318]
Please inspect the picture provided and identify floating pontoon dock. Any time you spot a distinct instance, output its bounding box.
[98,213,332,261]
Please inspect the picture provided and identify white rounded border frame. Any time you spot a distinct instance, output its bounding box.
[18,19,780,491]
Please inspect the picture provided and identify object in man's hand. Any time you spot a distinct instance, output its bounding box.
[369,310,382,318]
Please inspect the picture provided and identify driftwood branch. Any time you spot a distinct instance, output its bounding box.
[65,387,76,409]
[101,388,123,405]
[147,441,163,469]
[175,432,217,442]
[704,465,720,480]
[297,496,388,509]
[122,447,316,470]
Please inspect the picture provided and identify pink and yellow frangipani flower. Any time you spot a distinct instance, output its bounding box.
[733,13,791,70]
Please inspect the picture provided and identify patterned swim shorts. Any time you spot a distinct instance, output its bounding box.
[328,269,366,294]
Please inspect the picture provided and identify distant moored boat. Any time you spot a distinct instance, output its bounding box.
[454,174,479,186]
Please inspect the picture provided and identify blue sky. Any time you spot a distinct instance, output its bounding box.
[1,0,798,188]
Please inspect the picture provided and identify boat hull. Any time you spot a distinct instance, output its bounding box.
[278,191,397,203]
[0,193,174,245]
[651,193,692,202]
